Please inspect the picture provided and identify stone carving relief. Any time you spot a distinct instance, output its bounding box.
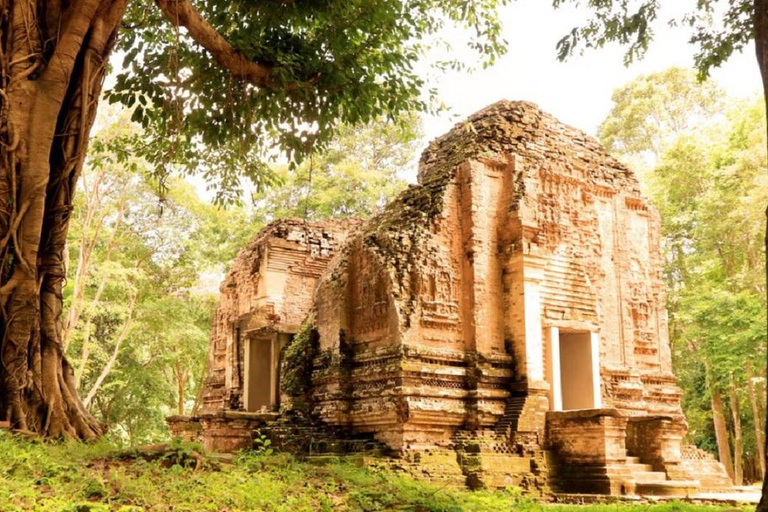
[419,268,460,331]
[354,269,390,335]
[626,258,658,362]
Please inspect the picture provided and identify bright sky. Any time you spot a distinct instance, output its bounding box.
[420,0,759,159]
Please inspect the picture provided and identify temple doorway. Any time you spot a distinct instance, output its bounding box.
[547,328,602,411]
[559,331,599,410]
[244,333,291,412]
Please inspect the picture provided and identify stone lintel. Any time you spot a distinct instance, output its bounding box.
[545,319,600,333]
[547,407,624,421]
[626,414,680,424]
[199,410,280,422]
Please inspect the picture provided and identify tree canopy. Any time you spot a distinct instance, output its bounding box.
[598,67,723,166]
[109,0,508,203]
[252,113,419,221]
[553,0,754,76]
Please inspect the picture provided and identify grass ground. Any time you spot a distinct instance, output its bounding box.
[0,431,753,512]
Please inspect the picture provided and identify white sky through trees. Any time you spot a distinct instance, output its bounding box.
[103,0,759,195]
[419,0,758,179]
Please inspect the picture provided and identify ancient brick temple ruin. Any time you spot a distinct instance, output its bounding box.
[169,101,732,496]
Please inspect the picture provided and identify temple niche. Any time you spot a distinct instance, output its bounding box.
[172,101,732,496]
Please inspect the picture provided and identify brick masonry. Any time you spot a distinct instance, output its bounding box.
[173,101,732,495]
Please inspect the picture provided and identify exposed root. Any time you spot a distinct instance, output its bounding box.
[112,443,220,471]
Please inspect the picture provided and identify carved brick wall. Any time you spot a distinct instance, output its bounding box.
[199,218,361,413]
[311,100,685,452]
[187,100,732,493]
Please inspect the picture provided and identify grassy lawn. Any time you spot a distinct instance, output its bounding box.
[0,431,751,512]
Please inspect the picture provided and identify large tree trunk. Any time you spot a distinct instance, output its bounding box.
[712,384,736,480]
[757,0,768,508]
[0,0,128,439]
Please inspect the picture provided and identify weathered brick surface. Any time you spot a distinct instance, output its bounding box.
[182,101,732,495]
[167,415,202,443]
[313,100,680,442]
[200,218,362,414]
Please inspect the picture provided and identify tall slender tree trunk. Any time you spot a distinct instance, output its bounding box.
[729,374,744,485]
[757,0,768,508]
[82,291,136,408]
[176,367,186,415]
[748,363,765,480]
[701,356,736,481]
[0,0,129,439]
[712,384,736,480]
[61,167,104,352]
[62,169,125,354]
[74,270,112,388]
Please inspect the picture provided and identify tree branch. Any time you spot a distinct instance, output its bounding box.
[154,0,273,84]
[42,0,102,92]
[83,292,137,408]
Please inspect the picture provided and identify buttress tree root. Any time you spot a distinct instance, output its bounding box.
[0,0,130,439]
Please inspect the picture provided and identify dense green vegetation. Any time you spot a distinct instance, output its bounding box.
[0,432,752,512]
[599,68,767,485]
[62,115,253,445]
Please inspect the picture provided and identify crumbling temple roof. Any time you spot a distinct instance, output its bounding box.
[419,100,639,191]
[361,100,642,285]
[223,218,363,292]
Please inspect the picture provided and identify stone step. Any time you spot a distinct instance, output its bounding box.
[494,397,526,433]
[495,416,520,427]
[633,471,669,484]
[635,480,700,497]
[453,439,512,449]
[625,463,654,472]
[625,456,640,464]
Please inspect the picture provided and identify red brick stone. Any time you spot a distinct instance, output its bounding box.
[180,101,732,495]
